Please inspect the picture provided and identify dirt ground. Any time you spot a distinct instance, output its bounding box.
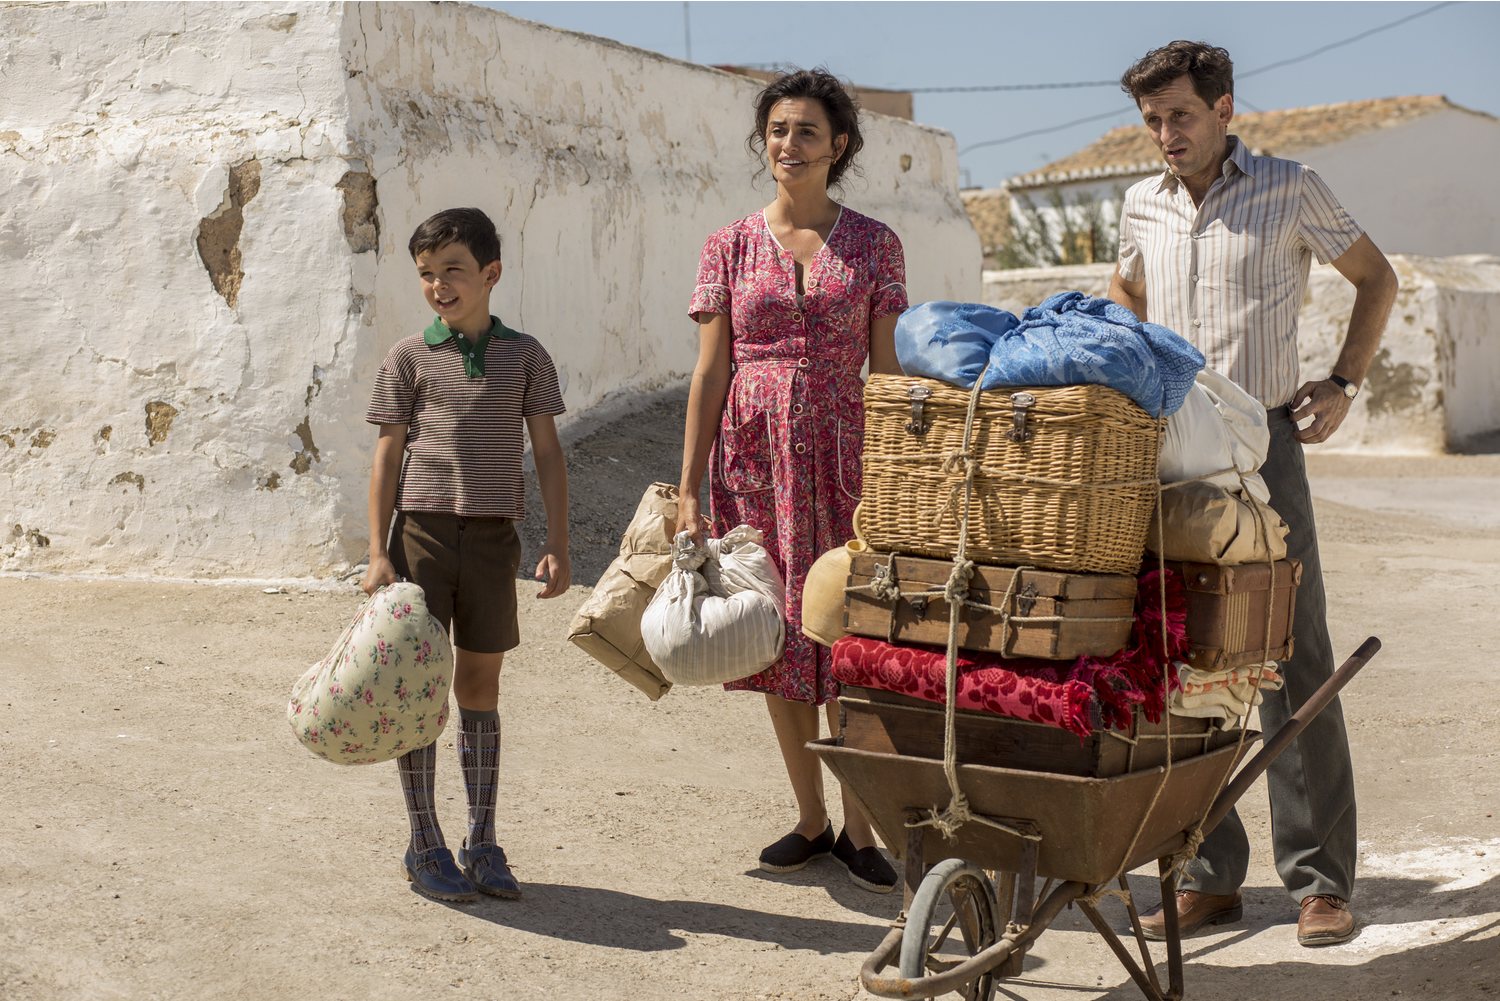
[4,389,1498,1001]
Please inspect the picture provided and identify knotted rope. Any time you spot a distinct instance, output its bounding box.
[904,369,992,840]
[1084,435,1286,903]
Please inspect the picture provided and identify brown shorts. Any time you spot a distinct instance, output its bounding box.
[389,512,522,654]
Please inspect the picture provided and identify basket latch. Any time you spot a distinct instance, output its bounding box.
[905,384,933,436]
[1006,391,1037,443]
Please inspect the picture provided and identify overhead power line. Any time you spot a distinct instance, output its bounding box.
[1239,1,1457,80]
[960,108,1133,157]
[905,80,1117,94]
[954,0,1460,162]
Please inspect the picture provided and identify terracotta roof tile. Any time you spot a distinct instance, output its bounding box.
[960,188,1012,253]
[1009,95,1481,188]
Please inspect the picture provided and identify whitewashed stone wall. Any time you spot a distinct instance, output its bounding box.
[980,255,1500,453]
[0,1,978,579]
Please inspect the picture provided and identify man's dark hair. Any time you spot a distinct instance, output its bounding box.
[408,207,501,266]
[747,68,864,188]
[1120,41,1234,107]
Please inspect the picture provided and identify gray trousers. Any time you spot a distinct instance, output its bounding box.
[1181,408,1358,904]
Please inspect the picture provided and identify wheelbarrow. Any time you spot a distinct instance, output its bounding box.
[810,636,1381,1000]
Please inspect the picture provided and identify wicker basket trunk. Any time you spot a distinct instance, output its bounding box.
[858,374,1163,575]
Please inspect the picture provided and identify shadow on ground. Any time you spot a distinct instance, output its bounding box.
[1002,870,1499,999]
[426,881,885,955]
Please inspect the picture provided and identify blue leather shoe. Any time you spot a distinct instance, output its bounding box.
[402,845,478,902]
[459,841,523,900]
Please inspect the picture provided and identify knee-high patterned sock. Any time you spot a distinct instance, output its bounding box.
[397,742,445,854]
[458,707,501,849]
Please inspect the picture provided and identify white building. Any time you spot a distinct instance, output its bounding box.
[986,95,1500,263]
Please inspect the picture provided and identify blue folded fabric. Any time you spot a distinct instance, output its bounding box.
[895,293,1205,417]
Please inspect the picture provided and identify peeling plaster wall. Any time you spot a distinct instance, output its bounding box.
[980,255,1500,454]
[0,2,362,577]
[340,3,977,411]
[1,1,976,578]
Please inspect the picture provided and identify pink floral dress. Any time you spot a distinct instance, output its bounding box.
[689,208,908,705]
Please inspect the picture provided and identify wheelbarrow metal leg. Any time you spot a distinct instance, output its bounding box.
[903,813,926,908]
[1158,858,1185,1001]
[1118,875,1164,998]
[1077,896,1167,1001]
[1000,840,1039,977]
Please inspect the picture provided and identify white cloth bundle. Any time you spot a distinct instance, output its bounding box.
[1160,367,1272,504]
[641,525,786,686]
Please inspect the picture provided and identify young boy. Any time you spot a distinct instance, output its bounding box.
[361,207,571,902]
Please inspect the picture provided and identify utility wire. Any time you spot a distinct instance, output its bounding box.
[906,80,1117,94]
[955,1,1458,159]
[736,67,1121,94]
[1239,1,1457,79]
[961,108,1134,156]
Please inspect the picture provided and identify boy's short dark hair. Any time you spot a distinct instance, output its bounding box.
[1120,41,1234,107]
[408,208,502,266]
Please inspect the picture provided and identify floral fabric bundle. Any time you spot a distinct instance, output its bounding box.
[288,582,452,765]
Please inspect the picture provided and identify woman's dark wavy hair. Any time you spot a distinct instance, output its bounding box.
[1120,40,1234,107]
[747,68,864,189]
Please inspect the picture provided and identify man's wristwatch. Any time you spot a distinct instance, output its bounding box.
[1328,373,1359,400]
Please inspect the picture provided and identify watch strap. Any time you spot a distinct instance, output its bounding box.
[1328,373,1358,399]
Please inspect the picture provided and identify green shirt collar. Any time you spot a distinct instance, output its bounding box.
[422,315,519,378]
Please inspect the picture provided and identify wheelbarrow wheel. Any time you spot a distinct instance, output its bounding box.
[899,858,999,1000]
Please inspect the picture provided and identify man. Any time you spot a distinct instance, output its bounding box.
[1108,41,1398,947]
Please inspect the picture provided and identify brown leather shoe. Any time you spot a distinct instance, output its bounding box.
[1298,895,1356,946]
[1137,889,1243,941]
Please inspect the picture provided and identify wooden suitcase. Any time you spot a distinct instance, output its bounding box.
[1173,559,1301,670]
[837,686,1227,778]
[843,551,1137,660]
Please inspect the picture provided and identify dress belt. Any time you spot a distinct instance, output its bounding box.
[734,358,830,367]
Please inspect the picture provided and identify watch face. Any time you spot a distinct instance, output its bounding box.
[1343,381,1358,400]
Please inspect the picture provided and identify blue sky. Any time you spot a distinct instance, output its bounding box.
[477,1,1500,189]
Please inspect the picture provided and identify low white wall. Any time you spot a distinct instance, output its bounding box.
[980,255,1500,454]
[0,1,978,578]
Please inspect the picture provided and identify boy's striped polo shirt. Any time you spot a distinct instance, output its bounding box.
[366,316,565,521]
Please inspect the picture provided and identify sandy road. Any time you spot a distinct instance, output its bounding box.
[3,397,1498,1001]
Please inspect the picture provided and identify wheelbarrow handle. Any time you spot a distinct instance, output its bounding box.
[1200,636,1380,834]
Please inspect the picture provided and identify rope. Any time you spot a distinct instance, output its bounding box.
[907,368,992,840]
[1088,435,1176,891]
[1078,885,1134,908]
[1107,444,1287,889]
[842,578,1134,624]
[1166,461,1282,880]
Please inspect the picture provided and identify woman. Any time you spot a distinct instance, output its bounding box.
[677,68,907,893]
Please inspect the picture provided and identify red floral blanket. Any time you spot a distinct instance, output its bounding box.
[831,568,1188,737]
